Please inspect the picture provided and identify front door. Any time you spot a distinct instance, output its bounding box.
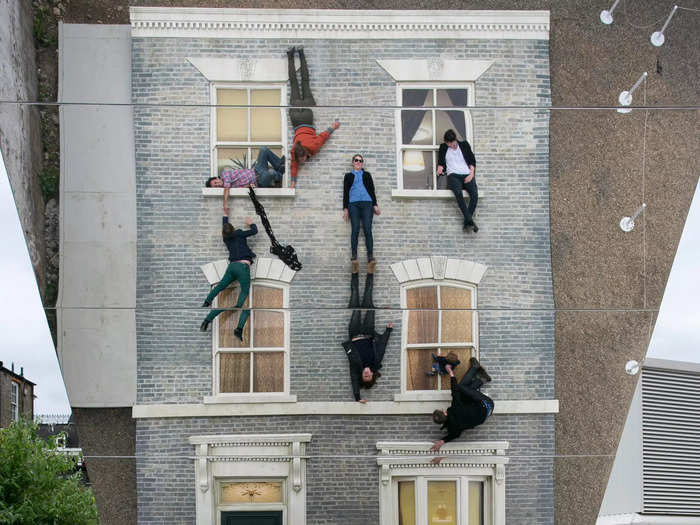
[221,511,283,525]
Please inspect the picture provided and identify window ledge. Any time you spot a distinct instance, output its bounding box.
[203,394,297,404]
[394,392,452,402]
[203,188,296,198]
[391,189,484,199]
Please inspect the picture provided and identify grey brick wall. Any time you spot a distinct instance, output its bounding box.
[136,415,553,525]
[132,37,552,524]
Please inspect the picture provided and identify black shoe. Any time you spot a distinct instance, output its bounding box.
[287,46,296,57]
[202,300,211,307]
[477,367,492,384]
[200,319,211,332]
[278,155,286,175]
[463,222,471,232]
[471,221,479,233]
[234,327,244,341]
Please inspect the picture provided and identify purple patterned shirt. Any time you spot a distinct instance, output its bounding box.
[220,168,257,188]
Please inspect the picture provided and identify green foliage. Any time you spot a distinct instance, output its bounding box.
[39,165,59,202]
[230,155,248,170]
[0,419,98,525]
[33,9,58,48]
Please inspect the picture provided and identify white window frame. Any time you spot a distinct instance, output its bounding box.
[398,279,479,401]
[394,83,475,198]
[190,434,311,525]
[209,82,290,197]
[377,441,508,525]
[207,279,292,403]
[10,381,19,421]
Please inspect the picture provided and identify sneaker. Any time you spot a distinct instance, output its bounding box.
[200,319,211,332]
[234,327,244,341]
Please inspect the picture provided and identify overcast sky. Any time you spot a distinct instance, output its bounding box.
[0,145,697,415]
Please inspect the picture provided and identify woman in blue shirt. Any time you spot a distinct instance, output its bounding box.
[342,154,380,271]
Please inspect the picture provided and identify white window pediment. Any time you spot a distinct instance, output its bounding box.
[200,257,298,286]
[189,433,311,525]
[377,59,494,83]
[391,256,487,285]
[377,441,509,525]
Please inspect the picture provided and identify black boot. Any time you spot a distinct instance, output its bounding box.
[200,319,211,332]
[234,327,244,341]
[349,272,360,308]
[202,300,211,307]
[361,273,375,309]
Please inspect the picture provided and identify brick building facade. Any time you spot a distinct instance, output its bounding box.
[0,362,34,427]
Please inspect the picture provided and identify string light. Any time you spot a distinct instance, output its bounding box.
[617,72,647,114]
[651,5,678,46]
[600,0,621,24]
[619,203,646,232]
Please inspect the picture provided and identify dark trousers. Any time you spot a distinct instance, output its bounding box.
[447,173,478,225]
[349,201,374,261]
[458,364,494,418]
[348,273,375,340]
[204,262,251,329]
[288,48,315,128]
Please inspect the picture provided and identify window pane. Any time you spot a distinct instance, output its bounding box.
[436,110,466,144]
[406,287,438,344]
[253,352,284,392]
[440,287,472,343]
[217,147,249,172]
[252,285,284,348]
[401,111,433,145]
[468,481,484,525]
[437,89,467,107]
[398,481,416,525]
[218,286,250,348]
[217,89,248,142]
[427,480,457,525]
[402,150,434,190]
[221,481,283,503]
[407,349,437,391]
[251,89,282,142]
[439,348,473,391]
[402,89,432,107]
[220,352,250,393]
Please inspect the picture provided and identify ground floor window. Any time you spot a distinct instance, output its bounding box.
[396,476,488,525]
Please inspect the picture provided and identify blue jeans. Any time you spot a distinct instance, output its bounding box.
[254,147,284,187]
[447,173,478,224]
[349,201,374,260]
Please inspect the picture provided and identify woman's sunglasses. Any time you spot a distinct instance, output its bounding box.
[353,158,364,163]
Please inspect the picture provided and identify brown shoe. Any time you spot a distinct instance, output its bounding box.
[368,258,376,274]
[352,259,359,274]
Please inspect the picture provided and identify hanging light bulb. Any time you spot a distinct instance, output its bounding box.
[620,203,646,232]
[617,72,647,114]
[600,0,621,24]
[651,5,678,47]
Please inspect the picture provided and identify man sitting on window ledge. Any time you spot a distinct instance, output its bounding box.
[287,46,340,188]
[206,147,285,208]
[430,358,493,451]
[437,129,479,233]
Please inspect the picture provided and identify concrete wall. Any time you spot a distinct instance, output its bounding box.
[132,31,553,524]
[0,0,46,298]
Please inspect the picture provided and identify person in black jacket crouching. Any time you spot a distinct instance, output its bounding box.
[341,263,392,403]
[437,129,479,233]
[431,358,493,451]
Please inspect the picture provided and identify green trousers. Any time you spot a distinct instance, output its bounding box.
[204,262,251,328]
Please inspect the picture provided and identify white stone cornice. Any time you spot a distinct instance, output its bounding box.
[391,257,487,285]
[130,8,550,40]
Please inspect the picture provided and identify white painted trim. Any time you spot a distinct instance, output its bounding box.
[203,394,297,404]
[596,514,700,525]
[130,8,549,40]
[377,59,494,82]
[201,258,298,286]
[188,58,288,82]
[131,399,559,418]
[391,188,483,199]
[189,433,310,525]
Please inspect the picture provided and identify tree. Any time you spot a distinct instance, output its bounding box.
[0,419,98,524]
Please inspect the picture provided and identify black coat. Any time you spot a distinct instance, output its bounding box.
[342,327,392,401]
[342,171,378,210]
[437,141,476,174]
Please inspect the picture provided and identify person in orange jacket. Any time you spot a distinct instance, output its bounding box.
[287,47,340,188]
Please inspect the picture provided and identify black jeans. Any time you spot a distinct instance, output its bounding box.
[288,48,315,128]
[458,364,494,418]
[348,273,375,340]
[349,201,374,261]
[447,173,478,224]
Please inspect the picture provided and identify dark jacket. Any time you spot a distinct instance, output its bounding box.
[342,327,392,401]
[437,140,476,174]
[222,216,257,263]
[441,376,489,443]
[342,171,378,210]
